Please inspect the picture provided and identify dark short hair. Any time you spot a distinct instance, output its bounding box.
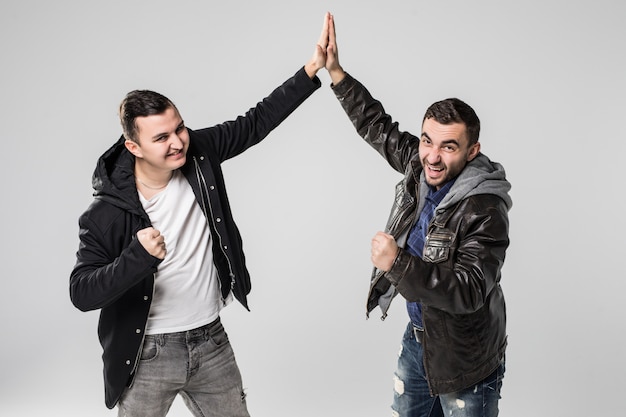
[423,98,480,145]
[119,90,177,142]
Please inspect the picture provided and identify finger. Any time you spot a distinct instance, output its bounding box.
[328,13,336,48]
[374,231,388,241]
[317,12,330,48]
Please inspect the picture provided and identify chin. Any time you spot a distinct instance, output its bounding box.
[173,154,187,166]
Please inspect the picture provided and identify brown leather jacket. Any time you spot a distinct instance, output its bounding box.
[331,73,512,395]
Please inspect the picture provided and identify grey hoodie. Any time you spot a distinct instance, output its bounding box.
[422,153,513,217]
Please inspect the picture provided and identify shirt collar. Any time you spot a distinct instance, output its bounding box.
[426,179,456,205]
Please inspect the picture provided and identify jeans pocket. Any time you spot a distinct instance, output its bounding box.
[139,336,159,362]
[209,324,229,347]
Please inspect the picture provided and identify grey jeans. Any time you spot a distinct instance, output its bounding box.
[118,318,249,417]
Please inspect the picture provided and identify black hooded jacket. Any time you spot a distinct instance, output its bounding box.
[69,67,320,408]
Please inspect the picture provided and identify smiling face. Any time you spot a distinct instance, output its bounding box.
[124,106,189,178]
[419,118,480,189]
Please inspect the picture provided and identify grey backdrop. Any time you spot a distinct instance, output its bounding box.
[1,1,624,416]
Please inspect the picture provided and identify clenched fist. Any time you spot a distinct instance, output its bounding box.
[371,231,399,272]
[137,227,167,260]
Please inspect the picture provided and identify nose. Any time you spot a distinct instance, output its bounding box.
[426,147,441,164]
[169,133,183,149]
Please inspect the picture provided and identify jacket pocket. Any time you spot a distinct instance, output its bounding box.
[423,230,455,263]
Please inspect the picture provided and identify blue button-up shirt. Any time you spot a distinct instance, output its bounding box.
[405,179,455,328]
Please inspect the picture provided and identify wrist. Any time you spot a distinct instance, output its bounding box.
[328,66,346,85]
[304,60,321,79]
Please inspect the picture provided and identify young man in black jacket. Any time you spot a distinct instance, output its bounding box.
[322,14,512,417]
[70,14,331,416]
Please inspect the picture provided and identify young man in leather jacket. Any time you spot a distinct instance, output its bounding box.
[69,15,332,416]
[322,14,512,417]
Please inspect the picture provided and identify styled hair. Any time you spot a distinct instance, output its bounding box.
[119,90,177,143]
[423,98,480,145]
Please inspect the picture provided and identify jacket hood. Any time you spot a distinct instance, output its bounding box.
[428,153,513,213]
[92,136,145,215]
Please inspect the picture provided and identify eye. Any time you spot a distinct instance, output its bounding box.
[176,125,185,134]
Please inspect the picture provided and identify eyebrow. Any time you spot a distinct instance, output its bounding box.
[152,121,185,140]
[421,132,460,147]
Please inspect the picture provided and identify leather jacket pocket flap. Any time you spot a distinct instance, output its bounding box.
[423,230,455,263]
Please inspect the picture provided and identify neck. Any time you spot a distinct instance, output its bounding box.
[134,166,175,190]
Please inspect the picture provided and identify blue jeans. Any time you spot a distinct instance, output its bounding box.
[392,322,505,417]
[117,318,249,417]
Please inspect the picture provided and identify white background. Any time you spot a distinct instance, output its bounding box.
[1,1,624,416]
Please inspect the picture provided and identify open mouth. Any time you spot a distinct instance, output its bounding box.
[425,164,446,182]
[427,164,445,174]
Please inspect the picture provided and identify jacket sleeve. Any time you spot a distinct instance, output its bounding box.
[385,196,510,314]
[193,66,321,162]
[331,73,420,174]
[69,209,161,312]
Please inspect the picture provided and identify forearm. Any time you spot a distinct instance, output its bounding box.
[199,66,321,162]
[331,73,418,173]
[385,208,509,314]
[69,223,160,312]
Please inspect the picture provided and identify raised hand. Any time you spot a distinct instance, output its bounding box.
[305,12,332,78]
[326,13,345,84]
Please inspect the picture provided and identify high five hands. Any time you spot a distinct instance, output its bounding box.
[305,12,346,84]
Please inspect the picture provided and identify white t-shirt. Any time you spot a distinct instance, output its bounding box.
[138,170,230,335]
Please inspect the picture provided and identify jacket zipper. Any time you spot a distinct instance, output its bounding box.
[193,156,235,305]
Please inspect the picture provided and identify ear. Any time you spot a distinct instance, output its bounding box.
[466,142,481,162]
[124,139,143,158]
